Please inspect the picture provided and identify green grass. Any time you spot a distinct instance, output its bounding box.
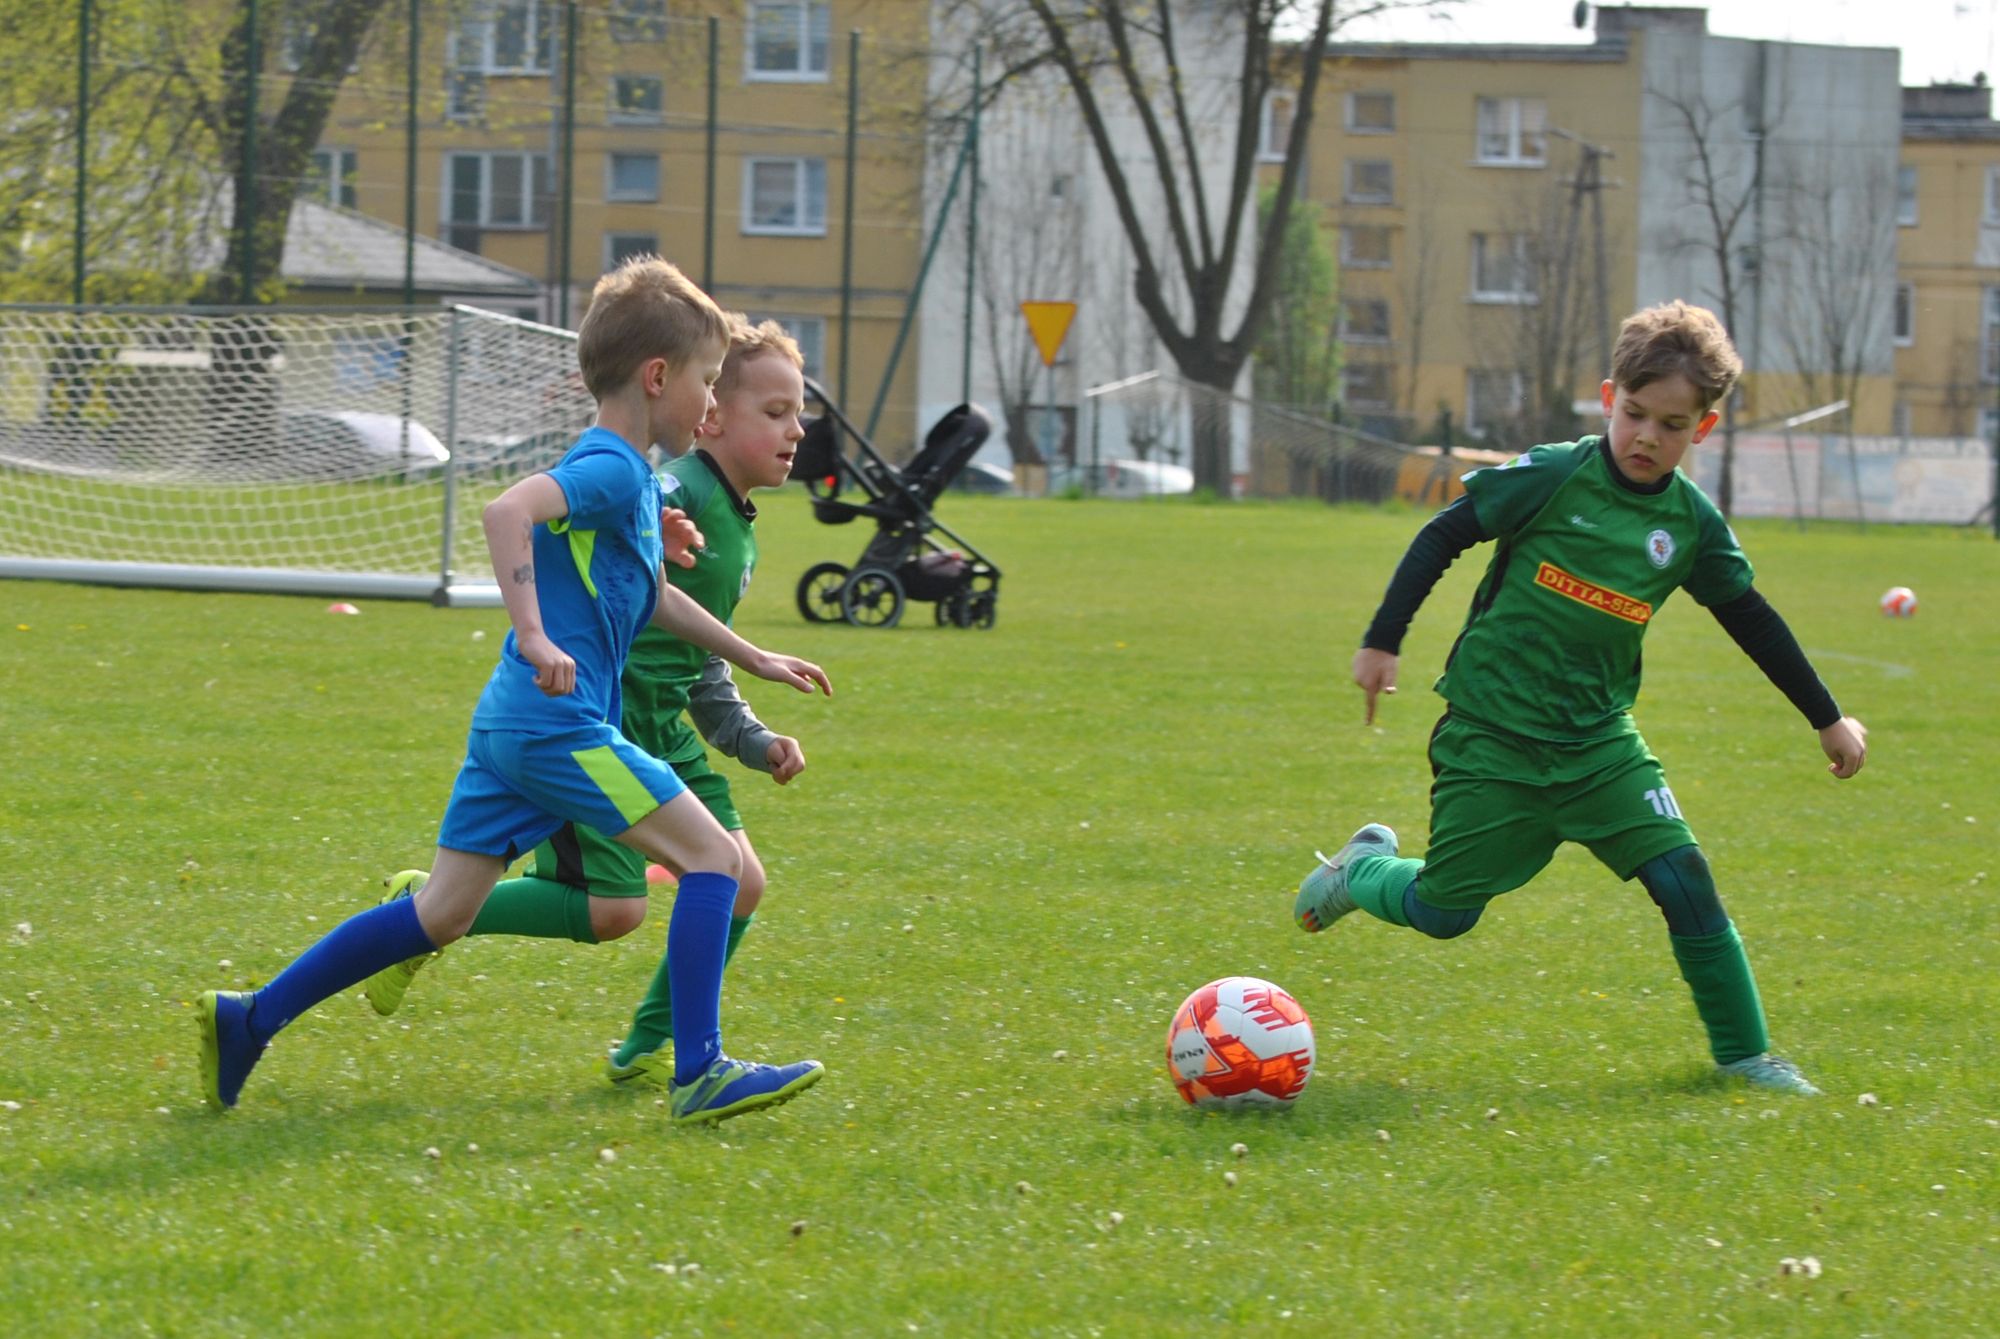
[2,498,1996,1337]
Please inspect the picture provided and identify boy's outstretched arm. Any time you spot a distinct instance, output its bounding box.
[483,473,575,697]
[650,579,833,697]
[687,655,788,778]
[1706,587,1866,779]
[1352,496,1488,724]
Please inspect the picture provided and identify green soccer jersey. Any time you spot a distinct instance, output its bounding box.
[1436,437,1753,742]
[624,450,758,727]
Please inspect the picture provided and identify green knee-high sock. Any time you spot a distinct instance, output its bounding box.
[466,876,600,944]
[614,913,754,1065]
[1346,856,1423,927]
[1670,922,1770,1065]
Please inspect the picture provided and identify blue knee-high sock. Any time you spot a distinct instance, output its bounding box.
[667,871,739,1084]
[248,897,436,1043]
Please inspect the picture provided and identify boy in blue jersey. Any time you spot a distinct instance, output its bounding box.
[1294,302,1868,1096]
[195,257,831,1125]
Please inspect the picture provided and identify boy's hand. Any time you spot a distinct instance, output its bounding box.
[765,736,806,784]
[747,652,833,697]
[1819,715,1868,779]
[518,631,576,697]
[661,506,703,570]
[1353,647,1399,725]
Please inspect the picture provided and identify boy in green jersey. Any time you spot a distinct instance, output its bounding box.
[1294,302,1868,1097]
[364,317,817,1088]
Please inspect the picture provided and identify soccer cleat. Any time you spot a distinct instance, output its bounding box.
[605,1044,672,1089]
[196,989,267,1111]
[669,1054,825,1126]
[1294,823,1398,932]
[361,870,441,1017]
[1720,1053,1823,1097]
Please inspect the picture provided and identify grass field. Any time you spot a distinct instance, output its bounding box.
[2,496,1995,1337]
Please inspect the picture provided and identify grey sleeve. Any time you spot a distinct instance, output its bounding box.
[685,655,780,773]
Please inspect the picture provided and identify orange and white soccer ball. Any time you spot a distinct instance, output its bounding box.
[1879,586,1918,618]
[1166,976,1315,1110]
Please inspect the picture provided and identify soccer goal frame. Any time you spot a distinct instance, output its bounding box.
[0,303,596,607]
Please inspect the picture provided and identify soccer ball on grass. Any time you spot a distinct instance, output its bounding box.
[1879,586,1917,617]
[1166,976,1315,1110]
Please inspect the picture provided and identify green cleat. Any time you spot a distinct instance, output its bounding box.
[361,870,441,1017]
[605,1045,672,1089]
[1720,1053,1823,1096]
[669,1054,825,1126]
[1294,823,1398,932]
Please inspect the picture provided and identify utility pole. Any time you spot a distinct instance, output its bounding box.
[1550,128,1616,409]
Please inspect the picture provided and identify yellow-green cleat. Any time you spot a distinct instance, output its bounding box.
[605,1045,673,1089]
[361,870,440,1017]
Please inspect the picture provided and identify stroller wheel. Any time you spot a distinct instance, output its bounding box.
[841,566,906,629]
[797,561,850,624]
[971,594,997,629]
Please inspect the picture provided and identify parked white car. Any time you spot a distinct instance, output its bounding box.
[1052,458,1195,497]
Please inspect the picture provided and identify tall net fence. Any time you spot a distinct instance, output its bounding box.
[1684,410,1995,525]
[0,304,592,602]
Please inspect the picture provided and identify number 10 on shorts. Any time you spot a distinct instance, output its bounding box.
[1643,786,1683,819]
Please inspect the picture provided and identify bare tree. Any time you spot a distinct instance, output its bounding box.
[1766,148,1897,417]
[1395,170,1443,431]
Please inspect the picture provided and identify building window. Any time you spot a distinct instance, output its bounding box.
[611,75,664,123]
[1892,400,1912,440]
[1343,363,1393,409]
[1897,164,1918,228]
[1475,96,1546,166]
[1470,232,1535,302]
[607,153,660,203]
[746,312,826,382]
[1984,287,2000,383]
[1466,369,1527,436]
[1347,90,1395,135]
[443,151,552,249]
[453,2,553,75]
[1259,89,1296,163]
[610,0,667,43]
[1340,224,1392,269]
[743,157,828,235]
[1893,282,1915,347]
[1341,298,1391,344]
[306,148,358,209]
[605,232,658,269]
[1986,167,2000,225]
[747,1,830,81]
[1344,159,1393,205]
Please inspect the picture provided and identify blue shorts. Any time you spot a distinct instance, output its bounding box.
[435,723,688,860]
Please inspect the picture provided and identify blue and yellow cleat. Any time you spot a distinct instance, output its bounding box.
[669,1054,825,1126]
[195,989,267,1111]
[1294,823,1398,932]
[361,870,441,1017]
[605,1044,672,1089]
[1720,1053,1823,1096]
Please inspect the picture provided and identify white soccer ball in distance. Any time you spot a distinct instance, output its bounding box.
[1879,586,1917,618]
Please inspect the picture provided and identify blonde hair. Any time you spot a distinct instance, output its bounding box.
[1610,301,1743,411]
[575,255,729,400]
[714,316,806,398]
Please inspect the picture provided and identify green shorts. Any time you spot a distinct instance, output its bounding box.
[528,728,742,899]
[1417,710,1696,911]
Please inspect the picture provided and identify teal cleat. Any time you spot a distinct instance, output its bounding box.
[361,870,440,1017]
[1294,823,1398,932]
[605,1045,672,1090]
[669,1054,825,1126]
[195,989,267,1111]
[1720,1053,1823,1096]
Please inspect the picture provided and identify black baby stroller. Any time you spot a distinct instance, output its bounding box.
[791,378,1002,629]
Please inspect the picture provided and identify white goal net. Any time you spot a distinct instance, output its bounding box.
[0,304,595,604]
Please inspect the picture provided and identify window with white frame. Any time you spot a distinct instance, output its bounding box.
[1343,363,1393,408]
[605,232,658,269]
[1347,90,1394,135]
[1986,167,2000,225]
[1893,282,1915,347]
[1340,224,1392,269]
[1475,96,1546,166]
[1258,89,1297,163]
[747,1,831,81]
[453,2,553,75]
[1341,298,1391,343]
[1470,232,1535,302]
[610,0,667,43]
[746,312,826,381]
[611,75,663,122]
[1897,164,1918,227]
[443,151,551,250]
[306,148,358,209]
[743,157,827,235]
[607,153,660,203]
[1344,159,1393,205]
[1466,369,1527,436]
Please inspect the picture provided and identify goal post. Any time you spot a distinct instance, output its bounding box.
[0,304,595,606]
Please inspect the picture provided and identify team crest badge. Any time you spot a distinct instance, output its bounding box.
[1645,529,1675,568]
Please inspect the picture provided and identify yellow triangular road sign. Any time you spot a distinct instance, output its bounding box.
[1019,301,1079,368]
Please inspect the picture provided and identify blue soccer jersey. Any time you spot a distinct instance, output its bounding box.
[471,428,663,731]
